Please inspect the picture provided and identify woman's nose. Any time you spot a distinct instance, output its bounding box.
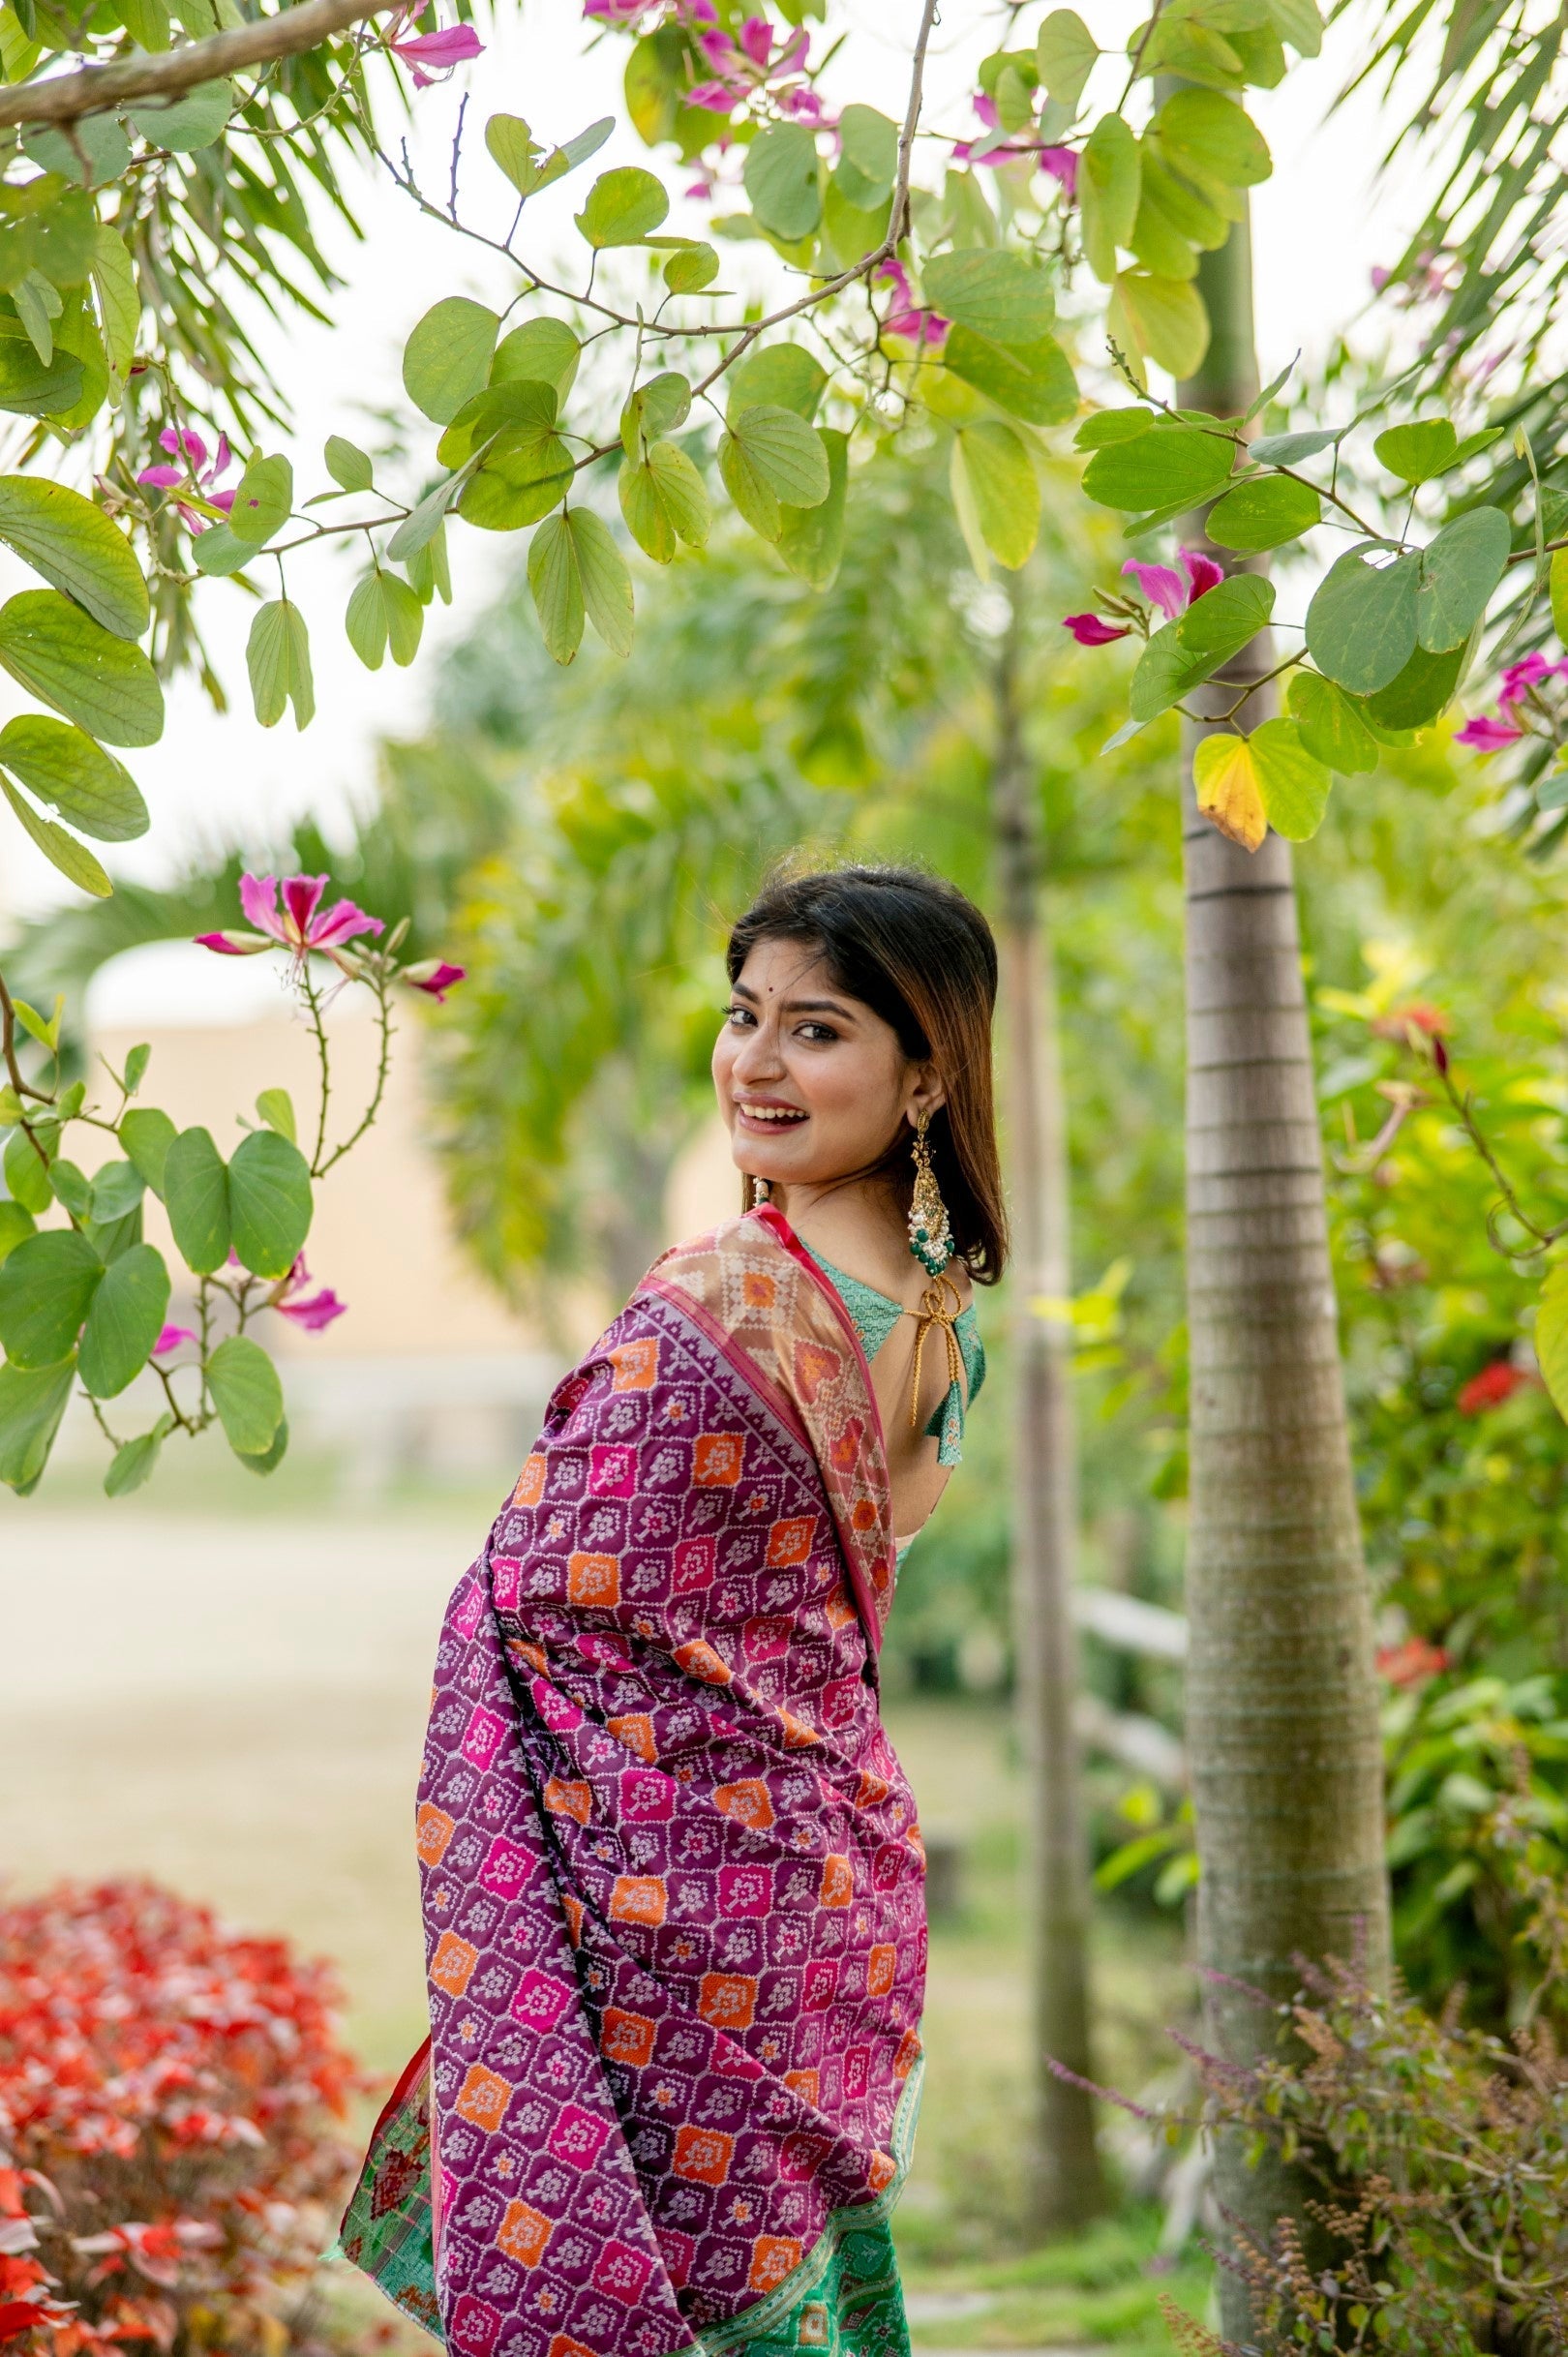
[731,1019,784,1080]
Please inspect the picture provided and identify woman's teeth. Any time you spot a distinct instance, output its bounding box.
[739,1103,806,1123]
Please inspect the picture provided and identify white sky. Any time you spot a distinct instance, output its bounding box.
[0,0,1409,963]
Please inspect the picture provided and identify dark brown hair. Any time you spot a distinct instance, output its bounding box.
[725,863,1008,1283]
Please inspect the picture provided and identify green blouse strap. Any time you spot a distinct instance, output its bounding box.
[803,1244,985,1469]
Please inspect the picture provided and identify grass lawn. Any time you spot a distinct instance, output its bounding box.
[1,1483,1211,2351]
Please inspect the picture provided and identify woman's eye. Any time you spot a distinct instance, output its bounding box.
[724,1005,754,1028]
[798,1022,837,1043]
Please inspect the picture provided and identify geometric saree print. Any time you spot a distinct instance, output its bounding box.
[338,1209,928,2357]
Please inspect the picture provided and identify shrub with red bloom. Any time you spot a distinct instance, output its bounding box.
[1375,1635,1453,1688]
[1457,1359,1530,1414]
[0,1880,365,2355]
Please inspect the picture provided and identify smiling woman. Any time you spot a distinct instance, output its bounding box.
[339,862,1005,2357]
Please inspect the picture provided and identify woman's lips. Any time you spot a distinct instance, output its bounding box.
[735,1100,809,1134]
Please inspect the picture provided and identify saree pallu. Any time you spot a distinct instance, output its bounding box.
[338,1206,927,2357]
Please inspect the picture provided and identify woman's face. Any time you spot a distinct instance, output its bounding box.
[712,935,942,1195]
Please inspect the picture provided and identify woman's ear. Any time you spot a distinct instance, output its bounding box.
[907,1064,947,1123]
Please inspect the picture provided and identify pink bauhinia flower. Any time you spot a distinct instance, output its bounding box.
[688,77,743,108]
[877,260,949,348]
[1454,714,1524,751]
[738,14,772,65]
[153,1323,196,1356]
[1123,547,1222,619]
[136,426,234,534]
[403,957,467,1002]
[1063,613,1131,646]
[1040,146,1078,200]
[196,872,383,976]
[1498,650,1568,714]
[271,1254,347,1333]
[388,20,483,84]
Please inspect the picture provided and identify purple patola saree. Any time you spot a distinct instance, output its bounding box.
[336,1204,927,2357]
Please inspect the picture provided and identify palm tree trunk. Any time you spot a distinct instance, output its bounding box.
[1179,216,1390,2329]
[992,575,1108,2231]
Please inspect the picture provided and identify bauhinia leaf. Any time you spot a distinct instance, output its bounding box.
[1192,730,1266,851]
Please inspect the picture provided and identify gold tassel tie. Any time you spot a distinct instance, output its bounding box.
[908,1272,965,1434]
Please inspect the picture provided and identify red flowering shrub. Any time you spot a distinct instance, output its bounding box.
[1456,1357,1531,1413]
[0,1880,364,2354]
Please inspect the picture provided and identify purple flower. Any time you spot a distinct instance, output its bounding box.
[877,260,949,348]
[388,21,483,84]
[272,1254,347,1334]
[687,78,741,109]
[1498,651,1568,716]
[136,426,234,534]
[153,1324,196,1356]
[973,90,999,130]
[1454,715,1524,751]
[777,84,823,119]
[738,15,772,65]
[196,872,383,977]
[1063,614,1131,646]
[404,958,467,1003]
[1122,548,1222,619]
[1039,145,1079,200]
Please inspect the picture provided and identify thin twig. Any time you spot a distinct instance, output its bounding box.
[316,968,394,1174]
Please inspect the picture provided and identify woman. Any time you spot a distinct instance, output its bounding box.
[339,864,1007,2357]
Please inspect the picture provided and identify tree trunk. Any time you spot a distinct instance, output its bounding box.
[1179,217,1390,2330]
[992,576,1108,2232]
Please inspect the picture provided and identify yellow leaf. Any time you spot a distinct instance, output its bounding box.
[1192,730,1266,851]
[1536,1261,1568,1425]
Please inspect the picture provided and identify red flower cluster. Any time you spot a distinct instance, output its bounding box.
[1457,1360,1531,1415]
[1375,1636,1453,1689]
[0,1881,364,2353]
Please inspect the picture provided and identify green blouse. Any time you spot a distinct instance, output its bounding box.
[804,1244,986,1468]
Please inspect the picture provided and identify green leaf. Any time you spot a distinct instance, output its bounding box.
[725,346,824,423]
[954,421,1040,570]
[1268,0,1322,56]
[663,242,718,294]
[238,1408,289,1473]
[23,113,133,189]
[834,104,897,208]
[1081,421,1233,512]
[0,1224,102,1367]
[246,599,314,730]
[0,325,82,417]
[206,1331,284,1456]
[390,469,470,555]
[162,1123,228,1273]
[0,181,95,297]
[491,317,581,402]
[47,1157,93,1221]
[1250,426,1338,466]
[1414,506,1510,653]
[575,165,669,248]
[345,569,424,671]
[89,1159,144,1222]
[621,369,693,459]
[941,326,1075,426]
[724,404,829,508]
[0,715,146,839]
[0,1201,35,1265]
[1115,270,1209,378]
[227,1124,312,1279]
[1080,112,1140,283]
[485,111,543,195]
[1130,573,1276,721]
[1552,547,1568,652]
[743,122,822,242]
[1036,7,1097,107]
[438,378,557,470]
[0,589,162,746]
[922,248,1056,346]
[1536,1261,1568,1425]
[1287,672,1378,773]
[1249,717,1331,839]
[76,1239,168,1397]
[324,435,374,493]
[777,427,848,590]
[618,438,709,561]
[1150,87,1271,195]
[88,227,137,379]
[119,1104,175,1197]
[403,297,499,426]
[0,768,110,894]
[123,1043,150,1098]
[0,1353,74,1489]
[191,523,254,579]
[1372,417,1457,485]
[11,995,59,1051]
[105,1415,170,1496]
[1305,545,1420,694]
[534,114,616,190]
[1205,472,1320,552]
[12,270,59,365]
[226,452,293,546]
[129,77,231,150]
[255,1086,296,1143]
[1359,638,1465,731]
[1074,408,1155,451]
[3,1120,56,1215]
[528,513,585,664]
[567,508,634,657]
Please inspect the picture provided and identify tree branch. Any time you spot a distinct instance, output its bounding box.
[0,0,398,129]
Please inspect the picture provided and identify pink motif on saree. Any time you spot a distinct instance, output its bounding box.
[339,1210,925,2355]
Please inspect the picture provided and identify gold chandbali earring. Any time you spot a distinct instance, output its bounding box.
[907,1109,952,1277]
[906,1109,964,1443]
